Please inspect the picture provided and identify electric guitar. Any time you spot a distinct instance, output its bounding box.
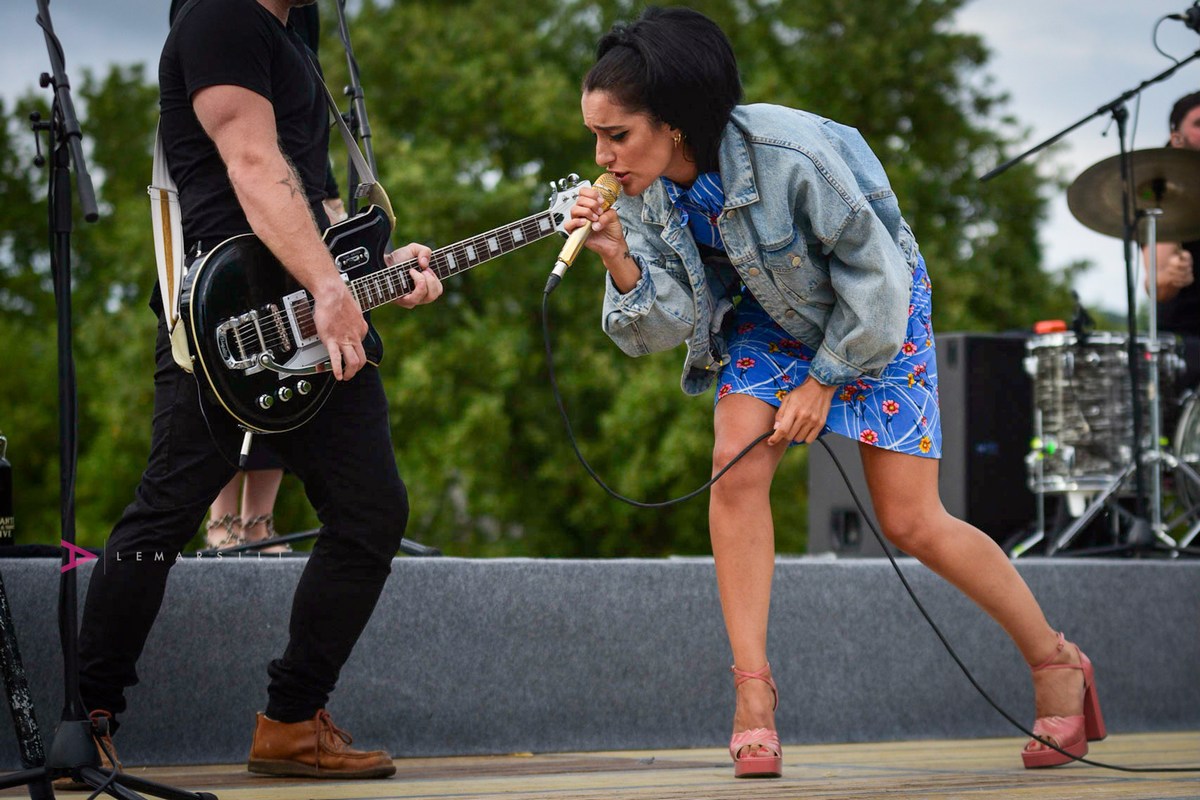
[179,176,586,434]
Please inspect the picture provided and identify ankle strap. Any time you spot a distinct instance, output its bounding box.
[731,663,779,711]
[1030,631,1080,673]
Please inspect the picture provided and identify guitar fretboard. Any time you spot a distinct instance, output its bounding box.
[348,209,559,311]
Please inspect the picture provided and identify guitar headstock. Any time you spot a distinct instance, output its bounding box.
[546,174,589,237]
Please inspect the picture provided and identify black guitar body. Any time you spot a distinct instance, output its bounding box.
[180,206,392,433]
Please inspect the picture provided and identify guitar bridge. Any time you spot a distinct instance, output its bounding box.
[215,304,292,373]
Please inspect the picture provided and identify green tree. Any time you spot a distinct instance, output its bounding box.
[0,0,1077,555]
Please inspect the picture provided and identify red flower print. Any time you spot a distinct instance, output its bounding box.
[838,388,857,402]
[859,429,879,445]
[736,357,756,370]
[908,304,915,317]
[881,399,900,416]
[914,363,927,375]
[781,374,792,383]
[855,380,869,390]
[718,383,732,399]
[902,342,918,356]
[920,415,928,427]
[737,323,756,334]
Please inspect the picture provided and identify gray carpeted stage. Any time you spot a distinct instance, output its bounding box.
[0,555,1196,768]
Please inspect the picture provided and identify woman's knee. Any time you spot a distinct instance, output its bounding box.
[875,506,946,555]
[710,444,777,504]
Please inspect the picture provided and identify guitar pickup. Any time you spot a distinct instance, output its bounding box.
[282,290,322,349]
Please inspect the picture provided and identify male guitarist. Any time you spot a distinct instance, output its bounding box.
[72,0,442,781]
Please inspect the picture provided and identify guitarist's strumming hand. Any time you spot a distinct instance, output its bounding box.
[387,244,443,309]
[312,277,370,382]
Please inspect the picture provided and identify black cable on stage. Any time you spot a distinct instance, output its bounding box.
[541,287,1200,773]
[815,436,1199,774]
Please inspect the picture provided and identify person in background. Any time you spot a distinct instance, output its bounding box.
[1147,91,1200,390]
[566,6,1105,778]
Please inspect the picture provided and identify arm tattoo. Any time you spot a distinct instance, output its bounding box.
[277,172,302,200]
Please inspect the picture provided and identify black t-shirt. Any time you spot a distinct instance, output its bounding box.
[1157,239,1200,338]
[159,0,331,252]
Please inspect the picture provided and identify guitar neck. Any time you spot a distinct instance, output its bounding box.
[349,209,559,312]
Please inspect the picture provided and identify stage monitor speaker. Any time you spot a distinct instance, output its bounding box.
[807,332,1034,556]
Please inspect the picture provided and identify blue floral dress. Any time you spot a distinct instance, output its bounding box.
[663,173,941,459]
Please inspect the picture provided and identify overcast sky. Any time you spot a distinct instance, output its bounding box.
[3,0,1199,317]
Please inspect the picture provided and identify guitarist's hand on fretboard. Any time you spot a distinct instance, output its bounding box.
[386,244,444,309]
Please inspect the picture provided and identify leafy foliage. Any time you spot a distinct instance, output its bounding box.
[0,0,1077,555]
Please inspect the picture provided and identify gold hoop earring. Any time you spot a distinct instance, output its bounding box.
[673,132,682,148]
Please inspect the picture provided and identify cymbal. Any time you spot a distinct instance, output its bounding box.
[1067,148,1200,242]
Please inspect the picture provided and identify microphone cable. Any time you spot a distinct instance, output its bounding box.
[540,289,1200,773]
[541,291,769,508]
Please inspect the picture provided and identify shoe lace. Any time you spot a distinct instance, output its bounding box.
[316,710,353,746]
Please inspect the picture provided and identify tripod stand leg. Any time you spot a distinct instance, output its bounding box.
[1046,462,1135,555]
[0,767,52,797]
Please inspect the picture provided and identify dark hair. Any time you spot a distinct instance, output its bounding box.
[583,6,742,173]
[1170,91,1200,132]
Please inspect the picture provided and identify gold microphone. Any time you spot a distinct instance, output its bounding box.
[545,172,622,294]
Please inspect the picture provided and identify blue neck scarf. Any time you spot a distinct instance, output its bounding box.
[661,172,726,250]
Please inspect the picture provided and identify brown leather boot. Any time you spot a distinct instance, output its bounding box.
[52,710,123,792]
[247,710,396,779]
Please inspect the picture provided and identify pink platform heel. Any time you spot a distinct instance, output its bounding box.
[1022,632,1107,768]
[729,664,782,779]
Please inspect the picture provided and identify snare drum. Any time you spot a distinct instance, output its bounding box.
[1025,331,1183,494]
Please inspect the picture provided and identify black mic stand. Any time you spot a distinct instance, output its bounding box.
[333,0,378,216]
[0,3,216,798]
[986,48,1200,558]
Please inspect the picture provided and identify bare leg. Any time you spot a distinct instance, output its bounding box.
[241,468,286,552]
[206,473,244,548]
[858,444,1086,740]
[710,395,789,746]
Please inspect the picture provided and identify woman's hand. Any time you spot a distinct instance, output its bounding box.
[564,185,641,292]
[769,376,838,445]
[565,185,627,261]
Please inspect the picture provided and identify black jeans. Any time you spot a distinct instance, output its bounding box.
[78,318,409,725]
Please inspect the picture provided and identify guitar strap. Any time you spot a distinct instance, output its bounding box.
[148,123,194,373]
[306,54,396,228]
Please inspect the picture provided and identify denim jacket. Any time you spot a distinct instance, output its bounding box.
[601,103,921,395]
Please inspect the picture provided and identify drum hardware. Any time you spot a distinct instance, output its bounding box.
[982,45,1200,556]
[1008,149,1200,557]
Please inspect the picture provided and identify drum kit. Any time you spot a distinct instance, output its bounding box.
[1011,147,1200,557]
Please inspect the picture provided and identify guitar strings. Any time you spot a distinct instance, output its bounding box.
[225,210,557,362]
